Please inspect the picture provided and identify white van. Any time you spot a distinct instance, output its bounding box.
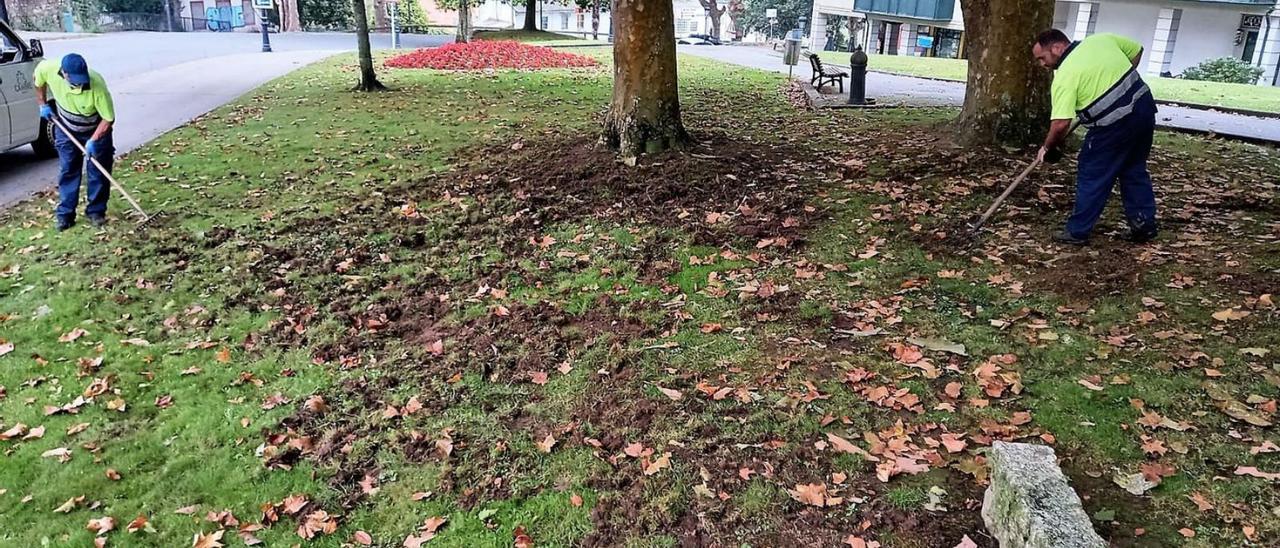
[0,21,54,157]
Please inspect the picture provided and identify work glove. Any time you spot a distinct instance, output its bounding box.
[1044,146,1064,164]
[40,105,53,120]
[85,139,98,157]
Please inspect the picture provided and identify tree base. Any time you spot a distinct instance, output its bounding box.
[352,78,389,92]
[601,115,690,160]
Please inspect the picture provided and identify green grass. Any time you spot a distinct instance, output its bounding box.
[1,45,1278,547]
[473,29,586,43]
[817,50,1280,113]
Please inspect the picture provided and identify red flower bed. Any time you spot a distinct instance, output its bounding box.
[385,40,600,70]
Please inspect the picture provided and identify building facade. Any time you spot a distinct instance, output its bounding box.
[809,0,1280,86]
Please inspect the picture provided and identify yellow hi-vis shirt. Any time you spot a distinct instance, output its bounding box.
[1050,33,1142,121]
[33,58,116,122]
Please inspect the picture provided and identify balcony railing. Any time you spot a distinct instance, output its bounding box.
[853,0,956,21]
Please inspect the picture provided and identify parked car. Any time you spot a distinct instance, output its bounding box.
[688,34,723,45]
[0,20,54,157]
[677,35,719,46]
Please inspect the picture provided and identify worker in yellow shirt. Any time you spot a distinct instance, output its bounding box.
[34,53,116,231]
[1033,29,1158,245]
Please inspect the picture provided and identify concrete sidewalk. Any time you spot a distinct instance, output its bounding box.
[678,45,1280,143]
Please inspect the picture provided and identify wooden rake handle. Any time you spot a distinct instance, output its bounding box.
[970,158,1042,232]
[48,116,150,222]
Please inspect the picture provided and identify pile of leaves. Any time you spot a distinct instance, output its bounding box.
[384,40,600,71]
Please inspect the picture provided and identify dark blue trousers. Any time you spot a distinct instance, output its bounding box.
[54,125,114,222]
[1065,93,1159,239]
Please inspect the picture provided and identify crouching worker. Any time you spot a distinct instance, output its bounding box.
[35,53,116,231]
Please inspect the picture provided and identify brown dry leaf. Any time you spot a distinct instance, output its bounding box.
[105,469,122,481]
[656,385,683,401]
[845,537,882,548]
[174,505,198,515]
[643,452,671,475]
[304,395,329,413]
[1234,466,1280,481]
[0,423,26,440]
[297,510,338,539]
[403,532,435,548]
[41,447,72,462]
[954,536,979,548]
[513,525,534,548]
[192,529,225,548]
[353,531,373,545]
[21,425,45,440]
[624,442,645,458]
[570,493,583,507]
[126,515,149,533]
[825,433,880,461]
[427,340,444,355]
[1219,400,1273,427]
[403,396,423,415]
[59,328,89,342]
[940,433,967,453]
[1187,491,1213,512]
[787,482,842,507]
[281,494,308,514]
[536,433,557,453]
[215,348,231,363]
[54,495,86,513]
[1178,528,1195,538]
[530,371,549,385]
[67,422,91,436]
[86,516,115,534]
[943,382,962,399]
[1211,309,1249,322]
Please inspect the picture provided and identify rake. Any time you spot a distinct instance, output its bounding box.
[966,121,1081,237]
[48,116,158,228]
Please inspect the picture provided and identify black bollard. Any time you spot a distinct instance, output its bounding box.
[848,46,867,105]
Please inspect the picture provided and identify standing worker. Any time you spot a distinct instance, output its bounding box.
[34,53,116,231]
[1032,29,1158,245]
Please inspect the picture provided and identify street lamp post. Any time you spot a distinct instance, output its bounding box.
[253,0,273,52]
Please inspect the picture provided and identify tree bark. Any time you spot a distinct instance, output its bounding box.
[954,0,1054,146]
[524,0,537,30]
[281,0,303,32]
[590,0,599,40]
[456,0,469,42]
[373,0,388,31]
[352,0,386,91]
[602,0,689,159]
[697,0,724,39]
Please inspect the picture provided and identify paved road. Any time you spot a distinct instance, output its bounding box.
[1,31,451,211]
[678,45,1280,143]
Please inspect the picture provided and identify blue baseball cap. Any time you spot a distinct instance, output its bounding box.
[60,54,91,87]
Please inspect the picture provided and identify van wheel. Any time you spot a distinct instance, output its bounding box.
[31,118,58,158]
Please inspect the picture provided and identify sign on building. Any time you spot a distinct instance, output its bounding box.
[766,8,778,18]
[252,0,272,9]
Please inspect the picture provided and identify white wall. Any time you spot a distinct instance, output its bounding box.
[1091,1,1158,55]
[1168,4,1247,74]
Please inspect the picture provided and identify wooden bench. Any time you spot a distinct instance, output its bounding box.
[808,54,848,93]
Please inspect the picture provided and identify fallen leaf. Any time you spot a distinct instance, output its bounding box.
[59,328,89,342]
[353,531,373,545]
[845,537,882,548]
[215,347,231,363]
[21,425,45,440]
[1234,466,1280,481]
[1113,471,1158,495]
[192,529,225,548]
[787,482,842,507]
[954,536,978,548]
[126,515,150,533]
[643,452,671,475]
[530,371,549,385]
[513,525,534,548]
[536,433,556,453]
[906,336,967,356]
[1211,309,1249,322]
[1178,527,1195,538]
[1187,491,1213,512]
[826,433,880,461]
[86,516,115,534]
[41,447,72,462]
[570,493,583,507]
[656,385,683,401]
[54,495,86,513]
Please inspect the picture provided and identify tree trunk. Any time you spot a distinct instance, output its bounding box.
[524,0,537,30]
[456,0,469,42]
[602,0,689,159]
[281,0,303,31]
[373,0,388,31]
[696,0,724,39]
[352,0,386,91]
[954,0,1053,146]
[590,0,599,40]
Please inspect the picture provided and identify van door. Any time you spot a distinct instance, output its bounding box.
[0,82,10,150]
[0,24,39,149]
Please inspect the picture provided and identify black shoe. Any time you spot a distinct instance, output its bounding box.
[88,215,108,228]
[1116,229,1156,243]
[56,217,75,232]
[1053,230,1089,246]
